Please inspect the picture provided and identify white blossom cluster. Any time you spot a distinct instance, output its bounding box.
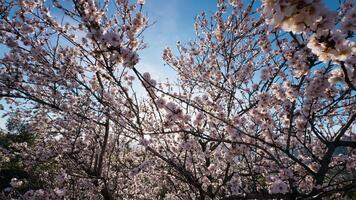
[261,0,335,33]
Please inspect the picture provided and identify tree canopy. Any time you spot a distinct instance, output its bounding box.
[0,0,355,199]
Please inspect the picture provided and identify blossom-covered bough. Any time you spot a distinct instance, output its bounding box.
[0,0,355,199]
[0,0,151,198]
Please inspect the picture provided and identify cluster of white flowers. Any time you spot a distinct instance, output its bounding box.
[228,175,242,195]
[259,34,271,52]
[283,81,298,102]
[226,125,241,142]
[162,48,173,62]
[79,0,105,24]
[20,24,35,35]
[20,188,67,199]
[228,0,242,8]
[86,28,105,41]
[19,0,43,13]
[286,46,311,77]
[262,0,356,64]
[260,67,274,81]
[305,70,330,100]
[193,112,205,126]
[101,32,122,48]
[0,148,11,165]
[142,72,157,93]
[10,178,23,188]
[131,13,147,35]
[340,0,356,33]
[155,97,166,109]
[269,179,288,194]
[271,84,286,101]
[103,49,138,69]
[91,30,139,67]
[328,68,344,84]
[261,0,335,33]
[279,168,293,180]
[179,138,197,151]
[295,115,307,131]
[307,30,355,62]
[163,101,188,128]
[214,17,225,42]
[121,48,139,68]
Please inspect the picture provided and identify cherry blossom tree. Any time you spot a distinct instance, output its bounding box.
[0,0,355,199]
[0,0,152,198]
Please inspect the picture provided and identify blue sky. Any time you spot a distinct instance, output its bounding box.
[137,0,217,81]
